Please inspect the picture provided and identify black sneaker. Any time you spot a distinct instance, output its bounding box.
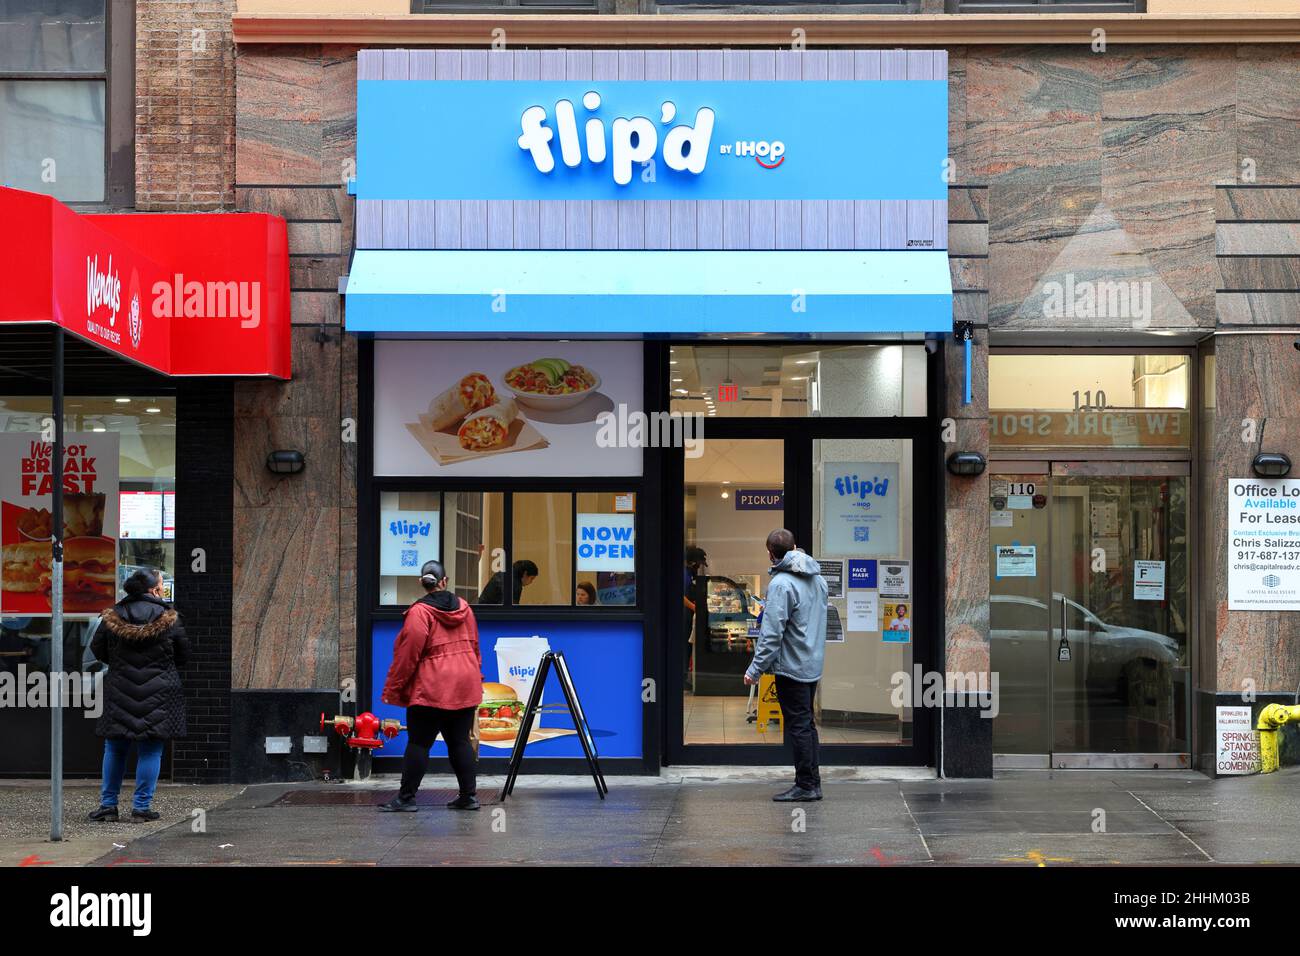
[772,786,820,803]
[130,809,161,822]
[447,794,480,811]
[87,805,119,823]
[378,795,418,812]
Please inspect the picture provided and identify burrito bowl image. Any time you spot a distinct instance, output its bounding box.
[502,358,601,411]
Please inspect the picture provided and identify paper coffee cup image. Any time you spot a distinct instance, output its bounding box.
[494,636,551,728]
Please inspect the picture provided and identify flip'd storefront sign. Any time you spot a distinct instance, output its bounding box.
[356,80,948,201]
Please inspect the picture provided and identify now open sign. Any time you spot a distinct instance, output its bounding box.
[577,513,636,572]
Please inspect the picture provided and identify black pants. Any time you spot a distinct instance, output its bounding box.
[400,704,477,800]
[775,675,820,791]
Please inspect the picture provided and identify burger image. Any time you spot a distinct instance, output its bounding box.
[478,682,524,742]
[53,536,116,613]
[2,540,50,595]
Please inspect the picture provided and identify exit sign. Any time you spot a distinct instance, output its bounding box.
[718,383,738,402]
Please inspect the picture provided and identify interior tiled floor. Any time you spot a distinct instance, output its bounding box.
[683,691,901,746]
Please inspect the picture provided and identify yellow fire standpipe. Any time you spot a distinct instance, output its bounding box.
[1256,704,1300,773]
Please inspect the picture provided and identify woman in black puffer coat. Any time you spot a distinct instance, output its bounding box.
[87,568,189,823]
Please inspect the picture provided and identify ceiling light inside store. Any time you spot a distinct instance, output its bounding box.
[115,397,131,404]
[145,407,161,414]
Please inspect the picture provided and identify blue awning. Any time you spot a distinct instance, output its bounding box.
[344,249,952,336]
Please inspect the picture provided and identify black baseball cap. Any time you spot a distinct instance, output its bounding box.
[685,546,708,564]
[420,560,447,581]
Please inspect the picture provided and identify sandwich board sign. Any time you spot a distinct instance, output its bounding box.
[502,650,607,799]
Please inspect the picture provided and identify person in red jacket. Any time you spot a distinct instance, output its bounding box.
[378,560,483,812]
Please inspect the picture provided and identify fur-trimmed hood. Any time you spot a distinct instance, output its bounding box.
[100,606,179,641]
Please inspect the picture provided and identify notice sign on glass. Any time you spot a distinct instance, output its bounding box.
[1133,560,1165,601]
[577,513,635,572]
[380,510,440,577]
[1227,478,1300,610]
[822,463,899,557]
[996,545,1036,578]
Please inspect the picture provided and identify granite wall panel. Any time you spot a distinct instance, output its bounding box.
[1212,335,1300,694]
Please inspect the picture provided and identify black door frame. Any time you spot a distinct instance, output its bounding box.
[660,342,944,768]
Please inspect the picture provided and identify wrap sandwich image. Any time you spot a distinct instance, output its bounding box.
[457,398,519,451]
[426,373,497,430]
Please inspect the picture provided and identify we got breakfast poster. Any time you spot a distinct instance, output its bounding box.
[1,433,119,616]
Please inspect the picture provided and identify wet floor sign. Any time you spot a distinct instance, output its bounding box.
[757,674,783,735]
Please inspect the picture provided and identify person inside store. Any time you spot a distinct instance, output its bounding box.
[743,529,828,803]
[576,581,597,606]
[476,559,538,605]
[379,559,483,812]
[87,568,189,824]
[683,546,708,681]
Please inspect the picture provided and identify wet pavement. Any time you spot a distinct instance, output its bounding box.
[7,766,1295,867]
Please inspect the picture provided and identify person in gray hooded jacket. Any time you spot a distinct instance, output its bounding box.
[744,529,828,802]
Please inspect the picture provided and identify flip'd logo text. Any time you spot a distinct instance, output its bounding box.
[518,94,715,186]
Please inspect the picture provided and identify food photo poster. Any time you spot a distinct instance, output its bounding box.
[1,433,119,616]
[373,341,644,477]
[370,618,644,759]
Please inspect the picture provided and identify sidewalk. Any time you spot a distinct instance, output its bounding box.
[7,766,1300,867]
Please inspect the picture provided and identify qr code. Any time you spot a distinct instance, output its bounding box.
[400,549,418,568]
[853,527,869,542]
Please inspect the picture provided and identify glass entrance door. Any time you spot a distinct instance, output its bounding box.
[990,464,1191,768]
[671,429,932,764]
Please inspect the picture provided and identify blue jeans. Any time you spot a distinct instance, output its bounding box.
[100,738,166,812]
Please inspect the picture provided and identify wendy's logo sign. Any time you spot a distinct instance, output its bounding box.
[127,291,142,349]
[86,255,122,325]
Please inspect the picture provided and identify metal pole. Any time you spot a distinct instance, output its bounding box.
[50,327,64,842]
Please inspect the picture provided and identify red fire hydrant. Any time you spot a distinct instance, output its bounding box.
[321,712,405,780]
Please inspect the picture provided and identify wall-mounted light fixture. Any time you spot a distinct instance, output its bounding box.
[266,450,306,475]
[946,451,987,477]
[1252,452,1292,478]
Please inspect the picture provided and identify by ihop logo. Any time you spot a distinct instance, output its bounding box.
[718,138,786,169]
[519,94,715,186]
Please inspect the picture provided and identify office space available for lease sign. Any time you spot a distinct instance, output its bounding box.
[1228,478,1300,611]
[0,433,119,616]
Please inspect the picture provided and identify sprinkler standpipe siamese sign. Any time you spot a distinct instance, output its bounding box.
[1228,478,1300,611]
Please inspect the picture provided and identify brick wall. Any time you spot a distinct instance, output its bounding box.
[172,379,235,783]
[135,0,235,210]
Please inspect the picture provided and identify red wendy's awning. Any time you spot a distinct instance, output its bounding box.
[0,186,290,379]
